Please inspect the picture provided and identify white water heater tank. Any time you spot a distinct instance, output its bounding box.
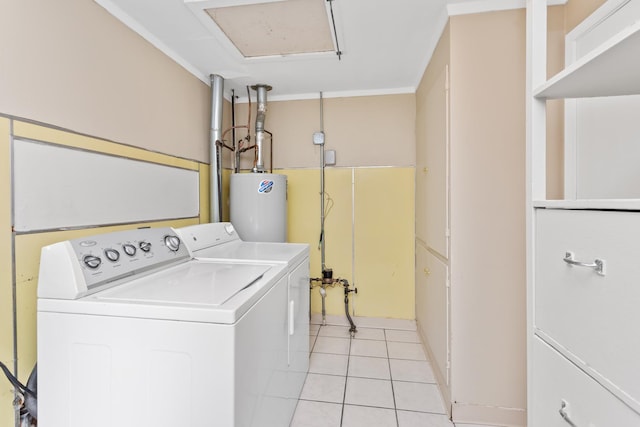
[230,173,287,242]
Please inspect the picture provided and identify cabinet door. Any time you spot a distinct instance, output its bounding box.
[416,82,428,244]
[535,208,640,410]
[424,66,450,258]
[532,337,640,426]
[415,243,450,386]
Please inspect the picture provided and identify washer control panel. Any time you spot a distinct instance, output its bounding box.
[39,227,190,299]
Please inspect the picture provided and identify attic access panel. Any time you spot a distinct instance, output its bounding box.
[205,0,334,57]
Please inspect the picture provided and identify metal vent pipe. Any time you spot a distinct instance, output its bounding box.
[251,84,272,172]
[210,74,224,222]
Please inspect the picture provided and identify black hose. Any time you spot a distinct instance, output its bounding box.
[0,361,36,399]
[24,365,37,420]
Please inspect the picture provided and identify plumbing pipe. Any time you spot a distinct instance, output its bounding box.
[319,92,326,272]
[210,74,224,222]
[265,130,274,173]
[342,280,357,337]
[251,84,271,172]
[231,89,237,173]
[319,287,327,326]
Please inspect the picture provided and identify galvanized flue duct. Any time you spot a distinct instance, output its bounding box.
[210,74,224,222]
[251,84,271,172]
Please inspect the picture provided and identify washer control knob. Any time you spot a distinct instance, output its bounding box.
[104,248,120,262]
[83,255,102,269]
[139,241,152,253]
[123,243,136,256]
[164,235,181,252]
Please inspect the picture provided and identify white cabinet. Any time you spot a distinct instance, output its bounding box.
[415,244,449,387]
[535,209,640,414]
[527,0,640,425]
[415,62,450,397]
[532,337,640,426]
[416,65,449,259]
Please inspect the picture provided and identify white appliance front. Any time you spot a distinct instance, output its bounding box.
[37,227,290,427]
[175,222,310,420]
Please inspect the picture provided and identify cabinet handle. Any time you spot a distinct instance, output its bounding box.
[559,400,578,427]
[563,252,606,276]
[423,167,428,173]
[423,268,430,276]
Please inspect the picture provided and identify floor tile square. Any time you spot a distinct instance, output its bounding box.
[309,353,349,376]
[310,335,318,352]
[342,404,398,427]
[389,359,436,383]
[350,339,387,358]
[300,373,346,404]
[385,329,421,343]
[352,327,386,341]
[290,400,343,427]
[344,377,394,408]
[387,342,426,360]
[314,336,351,355]
[354,317,416,330]
[348,355,390,380]
[393,381,445,413]
[318,325,352,338]
[397,411,453,427]
[310,324,321,336]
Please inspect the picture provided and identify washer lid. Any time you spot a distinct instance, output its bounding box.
[95,262,269,306]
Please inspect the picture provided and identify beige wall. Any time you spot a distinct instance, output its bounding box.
[449,9,527,423]
[565,0,607,33]
[229,94,416,170]
[1,0,211,163]
[225,94,417,319]
[546,6,567,200]
[1,2,213,426]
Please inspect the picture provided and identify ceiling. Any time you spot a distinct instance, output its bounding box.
[94,0,520,101]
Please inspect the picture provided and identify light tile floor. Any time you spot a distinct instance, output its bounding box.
[291,319,455,427]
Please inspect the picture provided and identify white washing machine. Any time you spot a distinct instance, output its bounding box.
[174,222,309,418]
[37,227,292,427]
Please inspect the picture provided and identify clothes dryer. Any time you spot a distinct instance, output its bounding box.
[174,222,310,415]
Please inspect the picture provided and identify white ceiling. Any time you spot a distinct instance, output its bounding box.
[94,0,535,101]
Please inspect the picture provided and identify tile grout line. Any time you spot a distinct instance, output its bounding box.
[339,327,353,427]
[384,329,402,427]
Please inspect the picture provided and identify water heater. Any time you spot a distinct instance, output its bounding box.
[230,173,287,242]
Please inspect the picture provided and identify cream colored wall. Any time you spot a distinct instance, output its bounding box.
[448,9,526,424]
[227,95,416,319]
[1,0,211,163]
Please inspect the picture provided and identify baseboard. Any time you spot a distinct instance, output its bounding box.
[452,402,526,427]
[310,313,417,331]
[415,320,526,427]
[416,320,452,418]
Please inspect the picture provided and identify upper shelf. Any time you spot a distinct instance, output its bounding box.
[534,20,640,99]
